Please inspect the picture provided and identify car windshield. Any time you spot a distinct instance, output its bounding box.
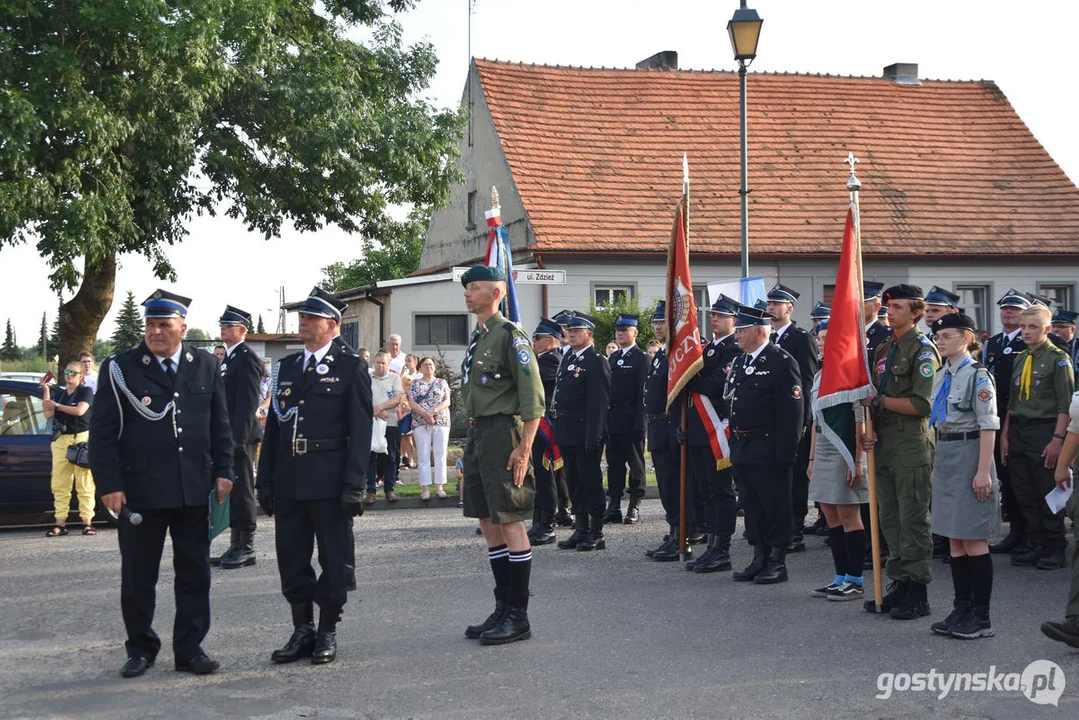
[0,391,51,436]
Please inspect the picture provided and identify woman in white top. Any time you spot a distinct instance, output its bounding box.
[927,313,1000,640]
[408,357,452,500]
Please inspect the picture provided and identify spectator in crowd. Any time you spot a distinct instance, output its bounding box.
[604,340,619,358]
[399,354,420,470]
[41,362,96,536]
[213,345,227,362]
[386,334,406,375]
[365,351,403,504]
[410,356,452,500]
[404,354,421,380]
[646,339,661,360]
[79,351,98,393]
[455,440,466,508]
[357,348,372,374]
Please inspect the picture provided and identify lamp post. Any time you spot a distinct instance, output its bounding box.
[727,1,763,278]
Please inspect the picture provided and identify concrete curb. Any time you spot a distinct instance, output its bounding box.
[361,483,661,511]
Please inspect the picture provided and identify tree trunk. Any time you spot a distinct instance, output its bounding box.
[58,254,117,370]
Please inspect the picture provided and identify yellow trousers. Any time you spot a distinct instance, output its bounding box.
[50,432,96,523]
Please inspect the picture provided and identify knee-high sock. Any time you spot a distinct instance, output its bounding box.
[507,549,532,609]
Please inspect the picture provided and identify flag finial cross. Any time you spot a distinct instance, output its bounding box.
[844,152,862,191]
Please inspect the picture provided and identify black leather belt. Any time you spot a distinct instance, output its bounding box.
[1011,416,1056,426]
[731,427,765,438]
[646,413,670,422]
[289,437,348,455]
[937,430,981,442]
[468,415,517,427]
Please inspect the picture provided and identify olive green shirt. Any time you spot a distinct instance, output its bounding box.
[463,311,545,421]
[1007,341,1075,419]
[872,327,941,466]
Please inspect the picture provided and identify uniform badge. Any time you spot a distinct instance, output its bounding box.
[494,373,502,379]
[1003,347,1013,355]
[707,348,714,357]
[141,396,152,406]
[280,400,287,410]
[919,362,934,378]
[574,372,580,378]
[978,389,991,402]
[653,359,660,368]
[568,364,576,372]
[724,363,732,374]
[792,386,802,400]
[617,359,624,366]
[185,352,194,362]
[324,355,334,363]
[518,349,532,365]
[316,363,329,375]
[142,355,151,365]
[480,375,490,385]
[220,363,228,373]
[283,388,291,397]
[745,366,755,375]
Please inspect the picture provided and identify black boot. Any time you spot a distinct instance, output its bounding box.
[479,606,531,645]
[733,543,768,582]
[1011,543,1045,566]
[645,530,672,558]
[685,534,714,571]
[211,529,240,567]
[554,507,575,527]
[311,607,340,664]
[652,525,689,562]
[864,579,908,614]
[1041,616,1079,648]
[786,530,806,553]
[557,515,588,550]
[695,535,732,573]
[465,588,506,639]
[931,598,971,635]
[220,530,256,569]
[989,530,1025,554]
[578,514,606,551]
[949,604,993,639]
[271,602,317,663]
[754,546,788,584]
[603,499,623,524]
[890,580,930,620]
[528,510,557,546]
[623,497,641,524]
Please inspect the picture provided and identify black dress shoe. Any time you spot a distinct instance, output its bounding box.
[989,531,1025,554]
[576,531,606,551]
[645,534,671,558]
[1036,546,1066,570]
[786,534,805,553]
[120,656,153,678]
[554,509,575,527]
[623,505,640,524]
[1041,617,1079,648]
[687,531,707,545]
[556,529,584,550]
[1011,544,1045,566]
[603,509,623,524]
[175,653,219,674]
[311,632,337,664]
[652,537,689,562]
[529,525,557,545]
[271,625,317,663]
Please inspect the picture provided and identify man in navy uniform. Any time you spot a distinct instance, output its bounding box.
[91,290,234,678]
[527,317,565,545]
[553,310,574,356]
[553,313,611,551]
[810,302,831,333]
[212,305,265,570]
[726,304,804,584]
[923,286,961,327]
[681,295,742,573]
[603,313,649,525]
[985,289,1033,554]
[864,281,893,356]
[257,287,372,665]
[1051,309,1079,387]
[766,283,819,552]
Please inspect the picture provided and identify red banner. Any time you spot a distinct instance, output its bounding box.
[665,198,703,410]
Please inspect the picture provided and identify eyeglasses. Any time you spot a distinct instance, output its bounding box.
[63,370,81,376]
[932,332,963,342]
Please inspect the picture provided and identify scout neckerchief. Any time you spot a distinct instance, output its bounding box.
[930,356,971,427]
[1018,348,1036,400]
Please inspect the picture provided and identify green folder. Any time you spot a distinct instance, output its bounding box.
[209,490,231,541]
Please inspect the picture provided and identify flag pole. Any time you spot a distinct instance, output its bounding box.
[846,153,884,611]
[679,153,690,561]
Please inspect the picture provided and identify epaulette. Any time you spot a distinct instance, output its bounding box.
[918,334,931,346]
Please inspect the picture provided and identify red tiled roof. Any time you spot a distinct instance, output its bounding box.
[475,60,1079,257]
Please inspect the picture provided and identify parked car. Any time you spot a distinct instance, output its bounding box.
[0,379,114,526]
[0,372,47,383]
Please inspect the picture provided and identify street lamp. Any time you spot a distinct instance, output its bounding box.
[727,0,762,278]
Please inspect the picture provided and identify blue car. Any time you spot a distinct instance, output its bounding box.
[0,379,115,526]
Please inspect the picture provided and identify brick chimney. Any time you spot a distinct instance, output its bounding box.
[883,62,921,85]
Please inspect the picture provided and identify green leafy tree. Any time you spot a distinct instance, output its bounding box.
[0,319,18,361]
[93,338,115,361]
[321,205,430,290]
[184,328,212,342]
[256,315,266,334]
[110,292,144,351]
[0,1,464,369]
[588,296,658,352]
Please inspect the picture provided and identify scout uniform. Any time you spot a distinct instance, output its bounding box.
[725,305,804,585]
[89,290,234,678]
[604,313,649,524]
[865,284,940,619]
[213,305,265,570]
[984,289,1032,554]
[1006,331,1074,569]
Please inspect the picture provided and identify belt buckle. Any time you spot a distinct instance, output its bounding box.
[293,437,308,456]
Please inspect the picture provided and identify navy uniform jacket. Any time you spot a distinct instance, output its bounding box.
[607,345,648,436]
[221,341,264,446]
[1070,339,1079,388]
[537,349,561,411]
[982,331,1027,418]
[552,345,611,447]
[644,346,672,452]
[90,342,234,510]
[257,346,373,500]
[724,343,804,466]
[773,323,818,427]
[678,335,741,447]
[866,320,894,358]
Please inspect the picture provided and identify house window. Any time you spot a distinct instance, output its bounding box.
[694,287,713,341]
[955,284,990,332]
[340,321,359,352]
[822,284,836,305]
[466,191,478,230]
[415,314,469,346]
[593,285,633,308]
[1037,283,1075,311]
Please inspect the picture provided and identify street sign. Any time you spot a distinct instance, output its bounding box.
[452,267,566,285]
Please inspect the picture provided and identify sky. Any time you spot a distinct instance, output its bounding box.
[2,0,1076,343]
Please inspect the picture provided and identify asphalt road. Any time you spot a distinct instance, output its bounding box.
[1,502,1077,719]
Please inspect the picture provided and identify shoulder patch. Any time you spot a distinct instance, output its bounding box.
[1060,359,1072,367]
[978,388,991,402]
[512,335,530,350]
[918,362,934,378]
[918,351,934,361]
[919,335,931,346]
[517,348,532,365]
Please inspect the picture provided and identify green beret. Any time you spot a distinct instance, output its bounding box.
[461,265,507,287]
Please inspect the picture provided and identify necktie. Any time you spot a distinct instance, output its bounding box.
[305,354,318,373]
[930,357,968,427]
[163,357,176,385]
[462,331,479,384]
[1019,352,1034,400]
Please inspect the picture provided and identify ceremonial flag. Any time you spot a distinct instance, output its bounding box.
[707,276,768,308]
[691,392,732,470]
[812,204,873,471]
[536,416,563,471]
[484,201,521,323]
[665,194,704,410]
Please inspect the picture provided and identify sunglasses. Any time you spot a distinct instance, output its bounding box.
[63,370,81,376]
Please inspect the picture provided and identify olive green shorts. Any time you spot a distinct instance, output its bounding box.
[462,415,535,525]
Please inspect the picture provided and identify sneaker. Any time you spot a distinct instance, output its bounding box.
[811,582,841,598]
[949,606,993,639]
[931,600,971,636]
[826,582,865,602]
